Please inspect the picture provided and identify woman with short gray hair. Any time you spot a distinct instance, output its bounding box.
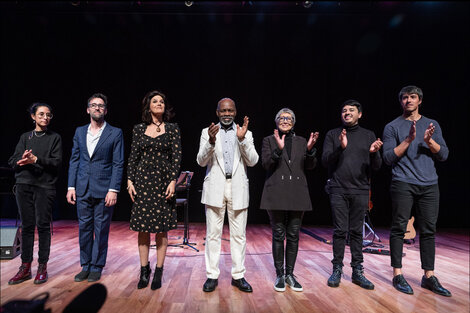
[259,108,319,292]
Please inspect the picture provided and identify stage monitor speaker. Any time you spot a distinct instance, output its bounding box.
[0,226,21,259]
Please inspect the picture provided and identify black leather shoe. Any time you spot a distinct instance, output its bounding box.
[327,266,342,288]
[421,275,452,297]
[392,274,413,295]
[203,278,218,292]
[352,267,374,290]
[87,271,101,282]
[74,270,90,282]
[231,278,253,293]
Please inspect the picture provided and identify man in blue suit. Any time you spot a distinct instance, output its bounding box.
[66,93,124,282]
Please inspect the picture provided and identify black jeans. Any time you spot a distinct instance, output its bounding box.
[267,210,304,275]
[329,193,368,268]
[390,181,439,270]
[15,184,55,264]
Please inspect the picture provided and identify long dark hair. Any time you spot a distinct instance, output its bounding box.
[141,90,175,124]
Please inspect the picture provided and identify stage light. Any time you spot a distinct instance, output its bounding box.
[185,1,194,7]
[302,1,313,9]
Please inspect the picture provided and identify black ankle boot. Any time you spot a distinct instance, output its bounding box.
[352,266,374,290]
[137,263,151,289]
[151,266,163,290]
[327,265,342,288]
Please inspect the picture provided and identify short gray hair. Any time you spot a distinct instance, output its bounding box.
[275,108,296,126]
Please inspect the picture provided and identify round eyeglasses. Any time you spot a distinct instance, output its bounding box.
[36,112,53,119]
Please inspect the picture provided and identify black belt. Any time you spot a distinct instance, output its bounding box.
[225,173,232,179]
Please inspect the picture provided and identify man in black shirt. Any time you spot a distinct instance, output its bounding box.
[322,100,382,289]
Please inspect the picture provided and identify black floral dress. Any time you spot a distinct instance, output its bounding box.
[127,123,182,233]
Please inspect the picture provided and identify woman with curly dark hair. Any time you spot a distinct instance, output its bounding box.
[126,90,182,290]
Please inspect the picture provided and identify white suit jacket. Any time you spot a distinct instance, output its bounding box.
[197,126,259,210]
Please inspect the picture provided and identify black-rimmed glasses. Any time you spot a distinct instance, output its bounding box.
[277,116,293,122]
[89,103,106,109]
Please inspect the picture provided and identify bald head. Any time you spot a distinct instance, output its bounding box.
[216,97,237,126]
[217,97,236,111]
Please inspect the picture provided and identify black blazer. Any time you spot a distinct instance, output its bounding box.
[259,134,316,211]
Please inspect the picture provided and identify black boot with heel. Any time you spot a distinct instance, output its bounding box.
[137,263,151,289]
[151,266,163,290]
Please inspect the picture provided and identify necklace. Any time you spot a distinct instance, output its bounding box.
[33,130,46,138]
[152,121,163,132]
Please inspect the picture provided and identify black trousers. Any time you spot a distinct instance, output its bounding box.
[390,181,439,270]
[15,184,55,264]
[329,193,368,268]
[267,210,304,275]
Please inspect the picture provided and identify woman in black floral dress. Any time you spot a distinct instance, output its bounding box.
[127,90,182,290]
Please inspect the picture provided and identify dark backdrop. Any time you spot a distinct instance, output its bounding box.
[1,1,469,227]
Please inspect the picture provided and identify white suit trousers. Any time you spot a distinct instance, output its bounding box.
[205,179,248,280]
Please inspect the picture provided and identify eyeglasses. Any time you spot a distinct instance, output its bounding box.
[277,116,293,122]
[89,103,106,109]
[37,112,53,119]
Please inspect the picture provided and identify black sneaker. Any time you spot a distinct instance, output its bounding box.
[285,274,303,292]
[274,275,286,292]
[392,274,413,295]
[352,267,374,290]
[327,266,342,288]
[421,275,451,297]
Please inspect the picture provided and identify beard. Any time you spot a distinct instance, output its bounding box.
[219,116,234,126]
[91,112,105,122]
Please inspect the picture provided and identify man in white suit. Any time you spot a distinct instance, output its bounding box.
[197,98,259,293]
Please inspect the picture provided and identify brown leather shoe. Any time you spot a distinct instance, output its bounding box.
[34,263,48,284]
[8,263,32,285]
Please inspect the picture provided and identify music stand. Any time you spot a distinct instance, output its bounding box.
[363,210,381,246]
[168,171,199,252]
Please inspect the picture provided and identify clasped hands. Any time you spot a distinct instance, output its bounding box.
[16,149,37,166]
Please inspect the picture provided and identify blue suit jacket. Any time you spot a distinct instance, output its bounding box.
[68,123,124,198]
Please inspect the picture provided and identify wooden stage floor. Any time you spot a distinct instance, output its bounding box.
[1,221,469,313]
